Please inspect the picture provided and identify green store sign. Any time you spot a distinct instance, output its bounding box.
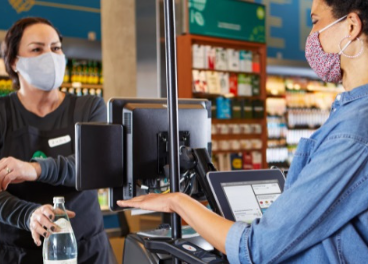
[188,0,266,43]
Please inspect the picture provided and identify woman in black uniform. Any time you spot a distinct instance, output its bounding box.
[0,17,116,263]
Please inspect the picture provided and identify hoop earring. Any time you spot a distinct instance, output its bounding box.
[338,35,364,58]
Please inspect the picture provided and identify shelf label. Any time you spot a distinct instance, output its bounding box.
[188,0,266,43]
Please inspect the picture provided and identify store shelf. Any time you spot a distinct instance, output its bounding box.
[192,68,261,76]
[177,34,267,169]
[193,92,262,100]
[213,149,262,154]
[212,134,262,140]
[61,82,103,89]
[212,118,264,124]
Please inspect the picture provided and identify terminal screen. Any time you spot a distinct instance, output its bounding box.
[221,180,281,224]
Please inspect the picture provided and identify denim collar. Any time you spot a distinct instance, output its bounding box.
[339,83,368,105]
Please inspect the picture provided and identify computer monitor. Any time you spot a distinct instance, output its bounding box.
[108,98,212,210]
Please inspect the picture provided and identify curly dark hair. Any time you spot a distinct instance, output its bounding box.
[324,0,368,36]
[1,17,62,90]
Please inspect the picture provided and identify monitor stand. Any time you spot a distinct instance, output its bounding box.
[123,148,228,264]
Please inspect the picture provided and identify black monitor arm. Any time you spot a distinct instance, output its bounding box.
[146,147,227,263]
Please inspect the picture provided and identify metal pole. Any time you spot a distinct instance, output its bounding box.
[162,2,182,263]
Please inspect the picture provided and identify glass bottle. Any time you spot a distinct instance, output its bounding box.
[43,197,78,263]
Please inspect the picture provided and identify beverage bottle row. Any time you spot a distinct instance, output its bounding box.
[0,79,12,97]
[60,87,103,97]
[287,109,329,128]
[267,116,287,139]
[266,147,288,164]
[64,60,103,85]
[286,129,315,145]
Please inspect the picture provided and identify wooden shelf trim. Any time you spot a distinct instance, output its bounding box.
[61,82,103,89]
[211,118,265,124]
[193,92,262,100]
[213,149,262,154]
[212,134,263,140]
[192,68,261,76]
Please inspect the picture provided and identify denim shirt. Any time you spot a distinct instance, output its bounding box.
[225,84,368,263]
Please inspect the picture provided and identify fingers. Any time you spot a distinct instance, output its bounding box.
[0,157,39,191]
[30,205,58,246]
[0,157,13,191]
[117,197,145,208]
[66,210,76,218]
[1,171,15,190]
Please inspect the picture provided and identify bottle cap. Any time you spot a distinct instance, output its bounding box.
[53,196,65,204]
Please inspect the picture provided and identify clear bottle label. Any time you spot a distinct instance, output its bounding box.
[44,258,77,264]
[54,218,73,233]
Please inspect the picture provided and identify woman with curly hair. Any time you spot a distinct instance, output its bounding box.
[119,0,368,263]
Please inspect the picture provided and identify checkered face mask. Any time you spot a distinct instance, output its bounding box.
[305,15,348,83]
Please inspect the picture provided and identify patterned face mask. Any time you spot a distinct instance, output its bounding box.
[305,15,348,83]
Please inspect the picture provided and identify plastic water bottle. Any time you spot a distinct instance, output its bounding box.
[43,197,78,263]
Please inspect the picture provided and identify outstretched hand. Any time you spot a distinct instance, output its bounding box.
[0,156,40,191]
[117,193,178,213]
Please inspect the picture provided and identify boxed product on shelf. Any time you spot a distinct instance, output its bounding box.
[212,140,218,151]
[240,124,252,134]
[217,153,231,171]
[243,100,253,119]
[252,53,261,73]
[227,49,240,71]
[216,97,232,119]
[238,73,252,96]
[205,45,216,69]
[239,140,252,149]
[216,124,230,134]
[252,100,264,119]
[230,140,241,150]
[192,44,205,68]
[192,70,208,93]
[219,72,230,94]
[213,151,263,171]
[242,152,253,170]
[219,140,231,151]
[229,124,241,134]
[232,99,243,119]
[251,75,260,96]
[250,139,262,149]
[210,98,217,117]
[230,153,243,170]
[215,47,228,71]
[206,71,221,94]
[251,151,262,169]
[250,124,262,134]
[229,73,238,96]
[239,50,252,72]
[211,124,217,135]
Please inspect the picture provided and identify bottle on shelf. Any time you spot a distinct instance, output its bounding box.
[99,63,104,85]
[43,196,77,263]
[71,59,77,83]
[0,79,13,97]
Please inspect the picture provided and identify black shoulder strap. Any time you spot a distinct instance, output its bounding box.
[67,94,77,127]
[1,95,12,132]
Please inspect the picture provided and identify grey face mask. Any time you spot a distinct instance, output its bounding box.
[16,52,66,91]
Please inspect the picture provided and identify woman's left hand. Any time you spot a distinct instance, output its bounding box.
[117,193,177,213]
[0,156,40,191]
